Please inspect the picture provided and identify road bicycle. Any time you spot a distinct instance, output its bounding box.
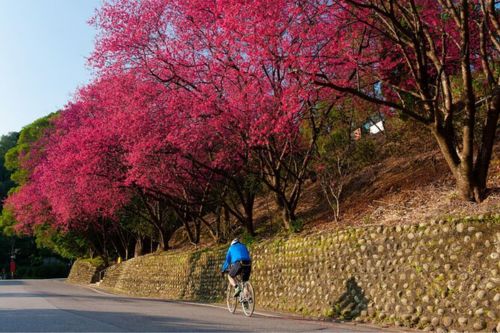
[226,277,255,317]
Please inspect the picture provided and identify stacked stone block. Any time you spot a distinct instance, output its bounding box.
[67,259,102,284]
[76,219,499,332]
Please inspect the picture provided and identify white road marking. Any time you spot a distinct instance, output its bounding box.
[86,285,281,318]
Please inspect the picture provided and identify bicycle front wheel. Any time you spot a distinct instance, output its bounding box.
[241,281,255,317]
[226,283,237,314]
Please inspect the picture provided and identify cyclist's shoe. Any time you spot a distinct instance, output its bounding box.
[233,285,242,297]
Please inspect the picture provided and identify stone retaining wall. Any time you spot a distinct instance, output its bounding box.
[80,219,500,332]
[66,259,102,284]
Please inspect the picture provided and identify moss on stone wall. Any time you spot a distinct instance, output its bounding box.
[72,217,500,332]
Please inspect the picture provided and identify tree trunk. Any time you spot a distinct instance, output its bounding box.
[134,237,143,258]
[244,194,255,236]
[474,86,500,199]
[281,201,295,231]
[437,146,483,203]
[245,215,255,236]
[431,125,482,203]
[223,204,231,241]
[177,211,196,244]
[157,228,171,251]
[194,221,201,244]
[215,206,225,243]
[456,169,478,202]
[275,193,284,209]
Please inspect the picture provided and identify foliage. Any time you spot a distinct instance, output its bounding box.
[0,207,17,236]
[79,256,105,268]
[1,114,57,234]
[4,114,56,185]
[33,225,89,260]
[290,219,304,233]
[0,132,19,200]
[303,0,500,201]
[240,232,256,248]
[0,134,18,273]
[2,0,498,262]
[0,117,72,274]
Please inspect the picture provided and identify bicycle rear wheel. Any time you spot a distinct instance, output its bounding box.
[226,283,237,313]
[241,281,255,317]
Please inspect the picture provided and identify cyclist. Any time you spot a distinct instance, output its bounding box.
[221,238,252,297]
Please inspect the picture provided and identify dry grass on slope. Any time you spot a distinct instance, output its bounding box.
[169,140,499,250]
[301,146,500,232]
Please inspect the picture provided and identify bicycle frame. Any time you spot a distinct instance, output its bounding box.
[225,275,255,317]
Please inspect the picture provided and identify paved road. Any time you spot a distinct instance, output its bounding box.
[0,279,402,332]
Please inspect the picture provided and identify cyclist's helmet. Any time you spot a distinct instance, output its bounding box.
[231,238,240,246]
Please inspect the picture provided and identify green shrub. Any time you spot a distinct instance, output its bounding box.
[241,232,255,247]
[290,218,304,233]
[80,257,105,268]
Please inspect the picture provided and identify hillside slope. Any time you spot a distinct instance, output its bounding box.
[169,125,499,249]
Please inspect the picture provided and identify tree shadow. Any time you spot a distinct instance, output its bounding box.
[331,277,369,321]
[485,186,500,198]
[179,250,226,302]
[0,280,25,286]
[193,251,225,302]
[0,308,240,332]
[179,251,201,300]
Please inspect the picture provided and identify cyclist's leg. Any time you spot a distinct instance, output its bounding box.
[240,266,251,298]
[228,262,242,287]
[241,265,251,282]
[227,273,237,287]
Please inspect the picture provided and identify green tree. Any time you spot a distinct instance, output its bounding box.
[4,113,56,186]
[0,114,71,277]
[0,132,20,273]
[0,114,57,233]
[0,132,19,201]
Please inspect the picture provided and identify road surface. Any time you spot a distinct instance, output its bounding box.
[0,279,401,332]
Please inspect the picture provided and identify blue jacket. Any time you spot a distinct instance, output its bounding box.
[221,242,251,272]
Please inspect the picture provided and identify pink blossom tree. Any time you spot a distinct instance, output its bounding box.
[297,0,499,201]
[90,0,335,230]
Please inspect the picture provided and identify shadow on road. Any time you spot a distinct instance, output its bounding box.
[0,291,192,305]
[0,279,393,332]
[0,308,242,332]
[0,280,25,286]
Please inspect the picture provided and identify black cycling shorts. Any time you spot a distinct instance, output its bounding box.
[229,260,252,281]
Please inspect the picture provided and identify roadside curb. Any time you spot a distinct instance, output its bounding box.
[81,282,414,332]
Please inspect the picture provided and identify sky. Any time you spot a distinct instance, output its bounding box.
[0,0,102,136]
